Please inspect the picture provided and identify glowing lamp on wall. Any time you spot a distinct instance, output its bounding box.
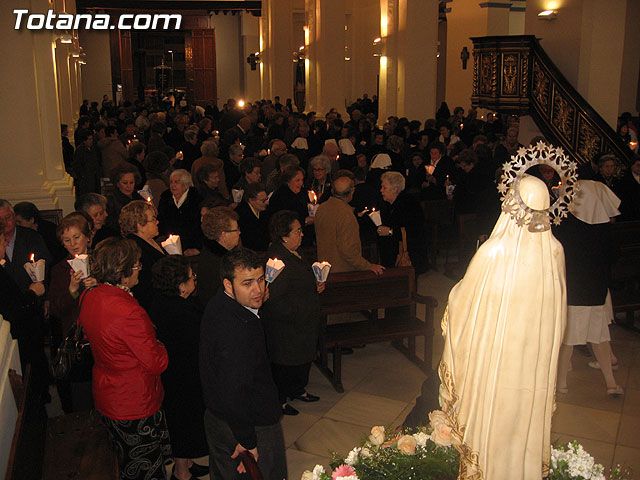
[537,10,558,20]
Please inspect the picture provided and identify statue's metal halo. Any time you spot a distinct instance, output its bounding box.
[498,141,579,232]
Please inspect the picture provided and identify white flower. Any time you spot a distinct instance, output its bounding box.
[301,470,314,480]
[345,447,361,466]
[360,447,372,459]
[413,432,430,448]
[335,476,358,480]
[312,464,325,480]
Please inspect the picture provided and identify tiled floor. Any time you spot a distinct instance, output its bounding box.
[46,270,640,479]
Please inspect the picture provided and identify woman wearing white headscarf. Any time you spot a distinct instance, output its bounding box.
[439,175,566,480]
[554,180,623,397]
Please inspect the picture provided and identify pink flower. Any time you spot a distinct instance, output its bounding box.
[332,464,357,480]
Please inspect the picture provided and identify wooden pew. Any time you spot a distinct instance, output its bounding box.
[315,266,437,392]
[5,366,47,480]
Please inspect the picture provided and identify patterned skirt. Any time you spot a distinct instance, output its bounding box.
[102,409,172,480]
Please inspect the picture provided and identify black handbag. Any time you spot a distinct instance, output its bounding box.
[50,289,94,382]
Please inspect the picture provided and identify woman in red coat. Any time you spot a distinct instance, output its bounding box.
[79,237,170,480]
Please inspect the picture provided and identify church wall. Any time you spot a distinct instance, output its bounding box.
[618,0,640,116]
[209,13,243,104]
[445,0,492,115]
[80,31,112,104]
[525,0,637,128]
[347,0,380,105]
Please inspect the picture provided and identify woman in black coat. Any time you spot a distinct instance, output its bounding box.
[157,169,203,255]
[377,171,430,275]
[267,166,314,246]
[106,163,145,231]
[150,255,208,480]
[261,210,324,416]
[118,200,167,311]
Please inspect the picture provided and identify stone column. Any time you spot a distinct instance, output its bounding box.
[261,0,294,101]
[0,0,74,212]
[306,0,346,115]
[55,42,75,130]
[396,0,439,121]
[304,0,318,112]
[377,0,398,123]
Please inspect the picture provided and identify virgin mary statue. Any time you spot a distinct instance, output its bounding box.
[438,174,566,479]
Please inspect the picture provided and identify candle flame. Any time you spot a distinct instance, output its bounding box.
[30,253,35,262]
[147,196,152,202]
[312,191,317,204]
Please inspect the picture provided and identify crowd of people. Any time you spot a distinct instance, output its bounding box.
[0,92,638,480]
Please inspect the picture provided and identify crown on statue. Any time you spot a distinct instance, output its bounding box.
[498,141,579,232]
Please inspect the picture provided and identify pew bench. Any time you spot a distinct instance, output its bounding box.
[316,266,437,392]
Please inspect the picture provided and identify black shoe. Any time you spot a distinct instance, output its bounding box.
[292,393,320,402]
[188,463,209,478]
[282,403,299,415]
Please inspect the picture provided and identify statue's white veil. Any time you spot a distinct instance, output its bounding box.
[439,175,566,479]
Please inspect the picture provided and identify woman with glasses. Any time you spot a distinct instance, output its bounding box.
[119,200,167,311]
[49,212,98,412]
[306,155,332,204]
[79,237,170,480]
[261,210,324,416]
[150,255,209,480]
[197,206,241,307]
[235,182,270,252]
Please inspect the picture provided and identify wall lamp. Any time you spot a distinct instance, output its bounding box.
[537,10,558,20]
[372,37,385,57]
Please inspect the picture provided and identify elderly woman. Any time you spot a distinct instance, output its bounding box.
[158,169,203,255]
[142,151,171,208]
[79,237,169,480]
[150,256,208,480]
[194,163,228,208]
[106,162,144,231]
[262,210,324,416]
[178,126,201,172]
[191,140,229,201]
[49,212,98,412]
[75,193,119,244]
[235,182,270,252]
[126,142,147,189]
[267,166,314,245]
[197,206,240,307]
[119,200,166,311]
[306,155,332,204]
[377,171,429,275]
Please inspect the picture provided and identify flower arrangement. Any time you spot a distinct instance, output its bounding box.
[300,414,631,480]
[548,441,630,480]
[301,411,460,480]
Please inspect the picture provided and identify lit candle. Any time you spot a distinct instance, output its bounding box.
[147,196,152,204]
[30,253,35,263]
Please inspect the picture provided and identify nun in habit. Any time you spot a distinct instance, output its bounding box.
[554,180,623,397]
[438,175,566,480]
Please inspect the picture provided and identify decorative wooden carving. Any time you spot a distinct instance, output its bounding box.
[471,35,634,167]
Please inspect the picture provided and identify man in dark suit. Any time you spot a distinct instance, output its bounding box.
[1,199,52,403]
[200,248,286,480]
[235,183,269,252]
[422,141,456,200]
[0,199,52,292]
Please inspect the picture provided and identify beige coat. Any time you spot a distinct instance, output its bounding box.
[315,196,372,273]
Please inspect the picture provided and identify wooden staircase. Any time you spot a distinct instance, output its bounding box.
[470,35,635,167]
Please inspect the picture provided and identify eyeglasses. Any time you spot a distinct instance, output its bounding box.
[224,229,241,234]
[290,228,303,235]
[254,197,268,203]
[132,263,143,271]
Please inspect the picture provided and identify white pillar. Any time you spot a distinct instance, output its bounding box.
[264,0,294,101]
[0,0,74,212]
[306,0,346,116]
[378,0,399,123]
[396,0,439,121]
[55,42,75,129]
